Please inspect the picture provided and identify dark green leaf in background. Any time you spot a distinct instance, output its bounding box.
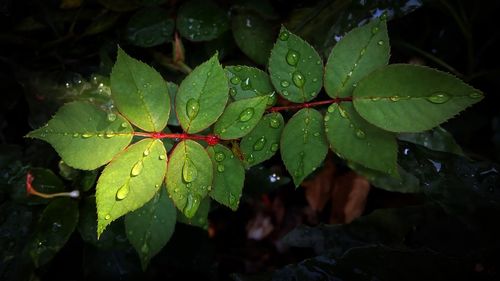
[126,7,174,48]
[176,0,229,42]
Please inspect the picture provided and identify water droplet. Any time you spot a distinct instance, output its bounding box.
[186,98,200,119]
[182,159,198,183]
[230,76,241,84]
[469,92,482,99]
[217,164,225,172]
[241,77,252,90]
[279,30,289,41]
[312,78,318,82]
[347,71,353,77]
[370,97,381,101]
[253,137,266,151]
[339,108,348,118]
[229,88,237,96]
[270,143,279,152]
[304,117,310,124]
[247,154,255,163]
[377,40,384,46]
[116,182,130,200]
[313,132,320,137]
[141,243,149,254]
[82,133,92,138]
[286,50,300,66]
[107,113,116,122]
[234,66,242,71]
[121,122,128,128]
[355,129,366,139]
[72,133,79,138]
[159,154,166,160]
[371,26,379,34]
[105,131,114,138]
[207,71,211,77]
[239,108,254,122]
[269,117,280,128]
[389,96,400,102]
[215,152,225,162]
[324,115,330,122]
[229,193,237,206]
[292,71,305,88]
[143,150,150,156]
[105,214,111,220]
[184,194,200,218]
[280,80,290,88]
[427,92,451,104]
[282,90,289,96]
[131,161,143,176]
[327,105,335,113]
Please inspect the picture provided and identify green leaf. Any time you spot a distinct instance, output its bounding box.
[206,144,244,210]
[240,112,284,167]
[29,198,79,267]
[111,47,170,132]
[126,7,174,48]
[353,64,484,132]
[176,54,228,133]
[26,102,133,170]
[268,27,323,103]
[324,18,390,98]
[281,108,328,186]
[125,187,176,269]
[398,126,464,156]
[176,0,229,42]
[96,138,167,237]
[225,66,275,101]
[325,103,397,175]
[166,140,213,218]
[176,197,210,229]
[231,12,275,65]
[214,96,268,140]
[167,82,180,126]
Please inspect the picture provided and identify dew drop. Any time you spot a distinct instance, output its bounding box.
[269,117,280,128]
[270,143,279,152]
[121,122,128,128]
[186,98,200,119]
[229,88,237,97]
[131,161,143,176]
[116,182,130,200]
[292,71,305,88]
[370,97,381,101]
[280,80,290,88]
[327,105,335,113]
[279,30,289,41]
[72,133,79,138]
[339,108,348,118]
[239,108,254,122]
[182,159,198,183]
[241,77,252,90]
[247,154,255,163]
[229,193,237,206]
[230,76,241,85]
[371,26,379,34]
[215,152,225,162]
[217,164,225,172]
[107,113,116,122]
[426,92,451,104]
[377,40,384,46]
[304,117,310,124]
[360,48,366,55]
[105,214,111,220]
[82,133,92,138]
[469,92,483,99]
[234,66,242,71]
[282,90,289,96]
[253,137,266,151]
[184,194,200,218]
[105,131,114,138]
[355,129,366,139]
[313,132,320,137]
[141,243,149,254]
[389,96,400,102]
[159,154,166,160]
[324,115,330,122]
[286,50,300,66]
[143,149,150,156]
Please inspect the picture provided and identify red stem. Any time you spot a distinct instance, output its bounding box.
[268,97,353,112]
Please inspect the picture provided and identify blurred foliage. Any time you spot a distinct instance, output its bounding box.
[0,0,499,280]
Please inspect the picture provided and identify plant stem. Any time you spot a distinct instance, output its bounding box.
[268,97,352,112]
[133,132,219,145]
